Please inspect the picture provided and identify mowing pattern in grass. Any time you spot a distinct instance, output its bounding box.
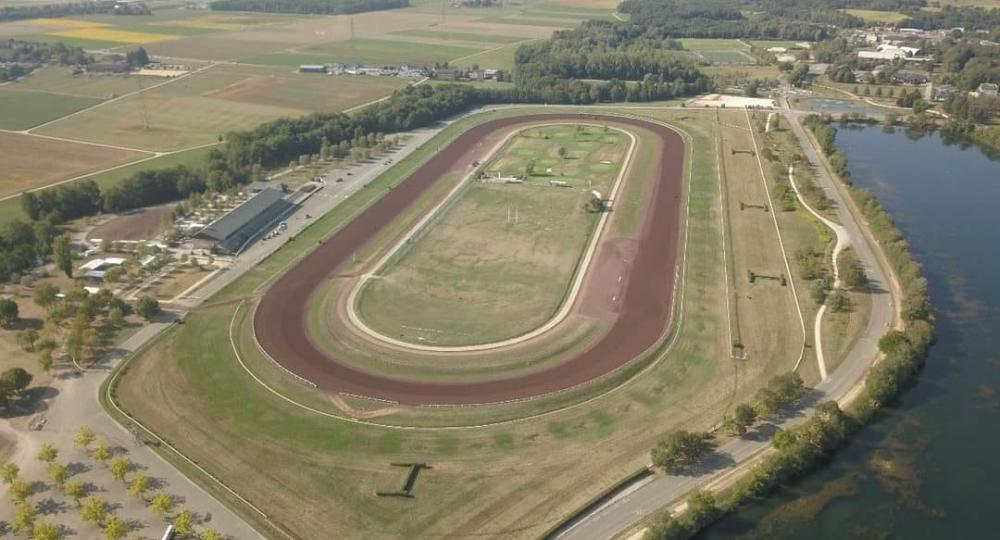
[0,88,101,130]
[356,124,629,347]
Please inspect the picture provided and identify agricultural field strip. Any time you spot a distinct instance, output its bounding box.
[1,128,161,154]
[0,140,220,203]
[24,61,217,134]
[787,163,850,381]
[449,37,541,65]
[743,108,807,369]
[344,122,637,353]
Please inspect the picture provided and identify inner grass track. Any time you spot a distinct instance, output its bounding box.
[254,113,685,405]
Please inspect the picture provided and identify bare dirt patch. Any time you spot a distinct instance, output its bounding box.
[0,132,151,198]
[88,204,174,242]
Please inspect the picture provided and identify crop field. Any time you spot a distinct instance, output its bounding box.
[452,40,533,71]
[32,64,405,151]
[298,38,486,66]
[679,38,749,51]
[841,8,910,23]
[0,132,151,198]
[391,29,529,44]
[0,88,101,130]
[5,66,163,99]
[697,49,758,65]
[356,124,629,347]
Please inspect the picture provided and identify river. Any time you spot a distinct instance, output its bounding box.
[699,125,1000,538]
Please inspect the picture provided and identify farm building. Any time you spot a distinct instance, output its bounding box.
[299,64,327,74]
[194,188,293,254]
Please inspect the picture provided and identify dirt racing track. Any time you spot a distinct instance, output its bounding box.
[254,113,686,405]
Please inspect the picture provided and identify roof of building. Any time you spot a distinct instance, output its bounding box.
[197,188,286,243]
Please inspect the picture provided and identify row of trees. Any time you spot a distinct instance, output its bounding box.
[0,219,62,282]
[803,114,852,180]
[209,0,409,15]
[0,39,89,82]
[0,1,114,22]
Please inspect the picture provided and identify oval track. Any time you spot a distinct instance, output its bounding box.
[254,113,685,405]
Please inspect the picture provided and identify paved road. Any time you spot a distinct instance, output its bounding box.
[553,105,896,540]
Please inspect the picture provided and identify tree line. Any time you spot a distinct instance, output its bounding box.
[209,0,409,15]
[1,39,89,82]
[0,1,115,22]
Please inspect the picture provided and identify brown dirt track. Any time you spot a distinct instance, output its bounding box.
[254,113,685,405]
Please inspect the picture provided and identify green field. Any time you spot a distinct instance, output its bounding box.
[841,8,910,23]
[392,29,529,44]
[5,66,162,99]
[355,124,629,347]
[679,38,750,50]
[698,49,757,65]
[0,88,101,130]
[299,38,485,66]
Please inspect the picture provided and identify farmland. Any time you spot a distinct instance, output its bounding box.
[0,132,151,199]
[0,88,101,129]
[355,124,631,347]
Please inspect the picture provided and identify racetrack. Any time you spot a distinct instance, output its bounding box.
[254,113,686,405]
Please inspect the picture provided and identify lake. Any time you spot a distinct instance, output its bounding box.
[698,126,1000,538]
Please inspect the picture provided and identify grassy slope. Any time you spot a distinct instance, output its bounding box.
[0,88,101,130]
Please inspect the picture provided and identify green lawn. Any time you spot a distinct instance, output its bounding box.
[391,29,529,44]
[679,38,750,50]
[0,88,101,130]
[452,40,533,71]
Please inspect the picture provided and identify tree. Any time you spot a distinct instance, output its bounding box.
[31,521,62,540]
[557,146,567,159]
[1,462,20,484]
[149,492,174,517]
[80,496,108,526]
[685,490,722,528]
[13,502,39,534]
[650,430,715,472]
[135,296,160,321]
[17,329,39,352]
[725,403,757,435]
[128,474,150,500]
[65,480,87,507]
[173,508,194,535]
[110,457,132,483]
[104,515,128,540]
[54,235,73,278]
[644,510,689,540]
[524,158,536,177]
[1,367,32,395]
[0,298,19,327]
[74,425,95,449]
[201,530,223,540]
[47,462,69,489]
[91,438,111,465]
[37,442,58,463]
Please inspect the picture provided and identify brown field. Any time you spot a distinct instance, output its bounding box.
[88,204,174,242]
[0,132,151,198]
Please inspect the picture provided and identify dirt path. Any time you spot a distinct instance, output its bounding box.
[253,113,686,405]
